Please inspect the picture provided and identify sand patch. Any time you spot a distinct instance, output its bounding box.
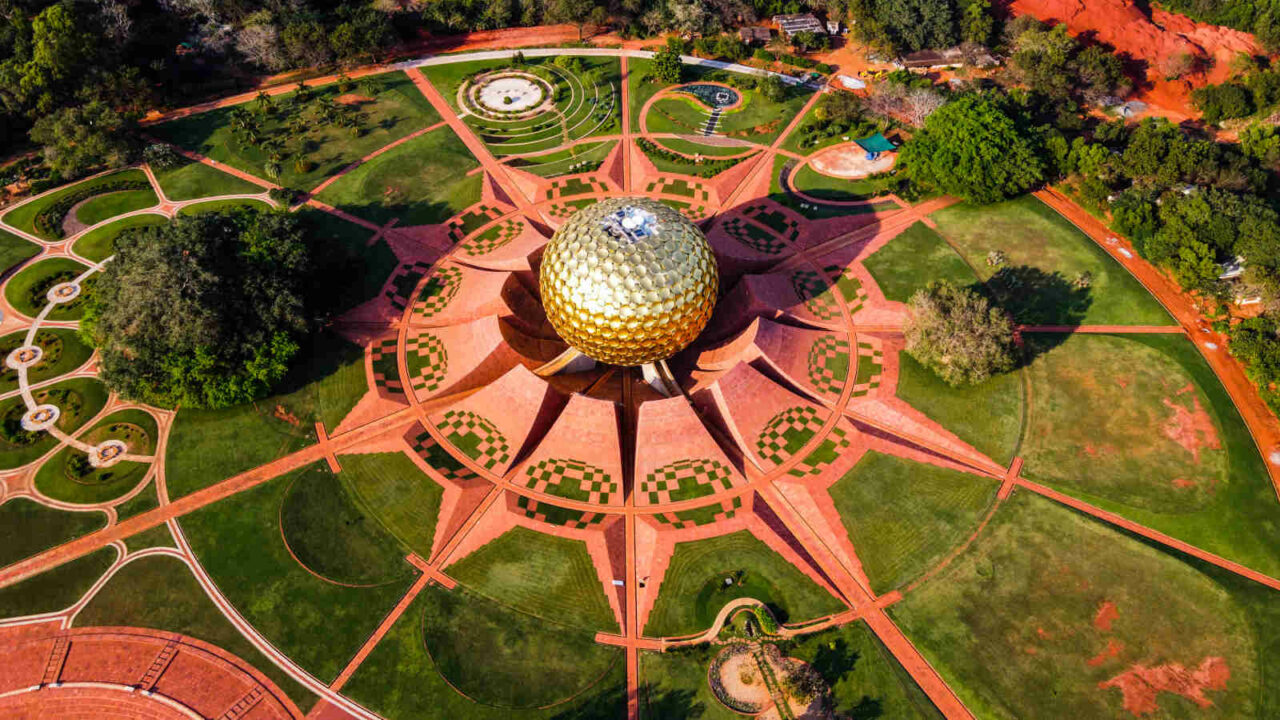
[1093,601,1119,631]
[1161,387,1220,463]
[808,145,896,180]
[1087,638,1125,667]
[1100,656,1229,716]
[336,93,374,106]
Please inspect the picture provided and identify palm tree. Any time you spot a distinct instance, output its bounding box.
[263,160,282,181]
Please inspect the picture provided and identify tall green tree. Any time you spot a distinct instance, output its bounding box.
[30,101,135,178]
[905,281,1017,386]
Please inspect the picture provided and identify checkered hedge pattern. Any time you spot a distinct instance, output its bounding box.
[851,340,885,398]
[644,178,710,202]
[756,406,830,467]
[370,336,403,398]
[448,205,504,243]
[405,332,449,395]
[412,266,462,321]
[724,218,786,255]
[516,495,606,528]
[806,333,850,399]
[786,423,851,478]
[653,496,742,528]
[386,262,432,312]
[744,204,800,242]
[521,457,619,505]
[640,458,735,505]
[821,264,868,314]
[435,409,510,471]
[410,428,480,484]
[460,219,520,257]
[548,177,608,200]
[790,270,840,321]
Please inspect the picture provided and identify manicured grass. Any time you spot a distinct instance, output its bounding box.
[123,523,173,552]
[150,71,441,191]
[647,96,711,134]
[768,155,896,220]
[654,136,755,157]
[627,58,664,128]
[0,377,109,470]
[644,530,845,637]
[281,465,412,585]
[930,196,1172,326]
[71,213,168,262]
[1022,333,1280,577]
[33,409,158,505]
[0,327,94,394]
[791,163,894,202]
[295,208,395,315]
[827,451,999,594]
[177,462,414,682]
[895,352,1024,467]
[73,187,159,227]
[75,555,317,711]
[4,257,92,320]
[639,646,742,720]
[508,140,617,178]
[0,227,40,276]
[446,526,619,633]
[317,126,481,227]
[341,452,443,560]
[152,158,263,200]
[0,498,106,567]
[864,221,978,303]
[343,584,626,717]
[176,198,273,216]
[2,170,149,240]
[165,330,363,498]
[785,621,943,719]
[113,478,159,522]
[892,491,1264,718]
[0,546,115,619]
[643,80,812,144]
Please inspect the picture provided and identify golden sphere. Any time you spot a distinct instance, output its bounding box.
[539,198,719,366]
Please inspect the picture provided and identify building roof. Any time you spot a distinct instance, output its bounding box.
[854,132,897,154]
[739,26,772,42]
[772,13,825,37]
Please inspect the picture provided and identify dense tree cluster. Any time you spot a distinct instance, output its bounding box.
[847,0,994,54]
[905,281,1017,386]
[1153,0,1280,51]
[1192,65,1280,124]
[1004,18,1129,105]
[82,209,313,408]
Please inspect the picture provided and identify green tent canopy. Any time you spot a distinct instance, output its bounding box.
[854,132,897,154]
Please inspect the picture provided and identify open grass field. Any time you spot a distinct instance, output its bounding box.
[150,71,440,191]
[341,452,443,560]
[446,526,619,633]
[122,522,173,552]
[645,96,711,135]
[864,222,978,303]
[508,140,617,177]
[2,170,150,240]
[280,465,412,586]
[74,554,317,711]
[930,196,1172,326]
[639,645,742,720]
[316,125,481,227]
[0,498,105,567]
[895,352,1024,466]
[0,227,39,276]
[892,490,1273,718]
[344,585,626,719]
[71,213,168,262]
[165,330,363,498]
[178,462,415,682]
[152,158,263,200]
[176,198,273,216]
[33,408,158,505]
[828,451,999,594]
[73,187,158,227]
[790,163,895,202]
[0,327,93,394]
[643,530,845,637]
[0,546,115,619]
[653,137,754,157]
[1022,333,1280,578]
[113,479,159,522]
[0,377,109,470]
[4,256,92,320]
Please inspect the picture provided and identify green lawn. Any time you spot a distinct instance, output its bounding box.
[4,257,92,320]
[71,213,168,262]
[343,584,626,718]
[0,327,94,394]
[508,140,617,178]
[0,546,115,619]
[639,646,742,720]
[791,163,895,202]
[122,522,173,552]
[930,196,1172,326]
[149,71,441,191]
[892,490,1269,718]
[644,80,812,144]
[2,169,150,240]
[654,137,754,157]
[0,498,105,567]
[152,158,263,200]
[0,227,40,276]
[0,377,109,470]
[827,451,999,594]
[73,187,159,227]
[894,351,1025,467]
[294,208,396,315]
[177,462,414,682]
[33,408,158,505]
[446,526,619,633]
[317,126,481,227]
[280,465,412,585]
[177,198,273,216]
[113,478,159,522]
[1021,333,1280,577]
[340,452,443,561]
[646,96,712,134]
[75,555,316,711]
[165,330,363,498]
[643,530,846,637]
[864,221,978,303]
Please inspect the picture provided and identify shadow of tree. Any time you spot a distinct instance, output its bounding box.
[980,264,1093,326]
[811,637,860,684]
[637,686,706,720]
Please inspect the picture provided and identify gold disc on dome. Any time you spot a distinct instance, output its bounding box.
[539,197,719,366]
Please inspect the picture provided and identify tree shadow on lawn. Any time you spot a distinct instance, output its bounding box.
[636,686,705,720]
[975,265,1092,365]
[332,198,456,229]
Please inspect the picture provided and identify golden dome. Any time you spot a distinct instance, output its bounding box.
[539,198,719,366]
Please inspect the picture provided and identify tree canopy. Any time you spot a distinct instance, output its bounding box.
[82,210,312,409]
[905,281,1017,386]
[899,94,1044,203]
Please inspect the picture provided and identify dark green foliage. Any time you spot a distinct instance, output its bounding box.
[30,102,136,179]
[1230,316,1280,413]
[32,178,150,239]
[83,209,310,408]
[851,0,960,54]
[905,280,1017,386]
[1192,82,1255,123]
[636,138,750,177]
[652,43,684,85]
[900,94,1044,203]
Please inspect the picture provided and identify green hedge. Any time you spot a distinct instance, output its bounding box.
[34,178,151,239]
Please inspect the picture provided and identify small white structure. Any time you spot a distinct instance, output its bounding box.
[773,13,825,38]
[837,74,866,90]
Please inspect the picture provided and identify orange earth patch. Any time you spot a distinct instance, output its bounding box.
[336,93,375,106]
[1100,657,1230,716]
[1087,638,1126,667]
[1093,600,1119,631]
[1161,385,1221,463]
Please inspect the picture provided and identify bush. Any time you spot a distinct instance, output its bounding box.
[142,144,181,170]
[635,138,748,178]
[754,49,775,62]
[1230,315,1280,413]
[905,281,1017,386]
[1192,82,1255,123]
